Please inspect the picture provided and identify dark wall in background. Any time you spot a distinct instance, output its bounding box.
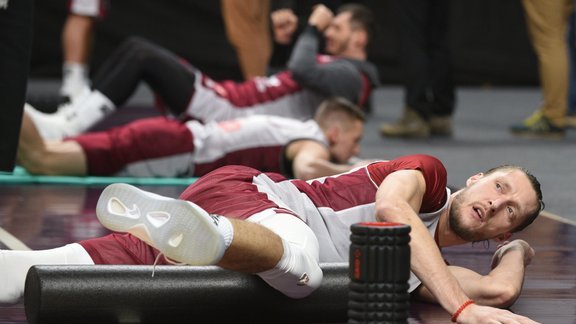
[29,0,538,86]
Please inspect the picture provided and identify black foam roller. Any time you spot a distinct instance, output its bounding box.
[24,263,349,324]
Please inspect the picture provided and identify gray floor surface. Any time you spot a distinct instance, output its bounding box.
[26,80,576,223]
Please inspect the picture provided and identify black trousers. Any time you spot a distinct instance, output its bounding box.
[0,0,34,171]
[93,37,197,117]
[390,0,455,119]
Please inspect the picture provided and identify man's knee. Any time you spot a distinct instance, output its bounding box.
[251,213,323,299]
[487,282,521,308]
[257,238,323,299]
[119,37,158,59]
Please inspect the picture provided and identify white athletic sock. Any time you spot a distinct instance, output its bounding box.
[213,215,234,248]
[0,243,94,304]
[61,62,90,98]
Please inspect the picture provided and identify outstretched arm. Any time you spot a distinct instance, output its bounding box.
[413,239,535,308]
[375,171,538,323]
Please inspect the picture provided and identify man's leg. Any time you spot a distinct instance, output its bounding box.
[96,183,322,298]
[91,37,196,113]
[60,14,94,99]
[221,0,272,79]
[412,240,535,308]
[27,37,197,140]
[511,0,572,138]
[17,107,88,176]
[380,0,432,138]
[428,0,455,136]
[60,0,109,99]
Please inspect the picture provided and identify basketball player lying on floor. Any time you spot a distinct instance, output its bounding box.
[18,97,373,180]
[26,3,379,140]
[1,154,541,323]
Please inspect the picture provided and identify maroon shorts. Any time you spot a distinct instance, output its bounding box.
[71,116,193,175]
[80,165,295,265]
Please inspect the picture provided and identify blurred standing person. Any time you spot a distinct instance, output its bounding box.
[380,0,456,139]
[510,0,572,138]
[0,0,34,172]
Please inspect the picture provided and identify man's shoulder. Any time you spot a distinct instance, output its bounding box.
[336,57,380,86]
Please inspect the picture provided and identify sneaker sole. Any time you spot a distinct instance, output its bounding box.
[96,183,225,265]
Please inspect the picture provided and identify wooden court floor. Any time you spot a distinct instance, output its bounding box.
[0,184,575,323]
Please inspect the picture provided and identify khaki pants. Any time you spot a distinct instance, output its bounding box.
[522,0,573,126]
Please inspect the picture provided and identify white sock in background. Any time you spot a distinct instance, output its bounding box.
[61,62,90,99]
[0,243,94,304]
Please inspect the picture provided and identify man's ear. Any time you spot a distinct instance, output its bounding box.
[495,232,512,242]
[465,172,484,186]
[326,125,340,145]
[352,30,368,49]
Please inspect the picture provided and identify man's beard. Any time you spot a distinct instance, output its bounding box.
[326,37,350,56]
[449,188,483,242]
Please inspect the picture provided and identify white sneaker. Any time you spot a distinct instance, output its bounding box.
[24,103,80,140]
[96,183,226,265]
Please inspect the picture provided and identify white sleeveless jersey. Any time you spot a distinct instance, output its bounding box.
[113,115,327,177]
[185,115,327,176]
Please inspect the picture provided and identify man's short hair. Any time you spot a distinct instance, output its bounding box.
[484,165,544,232]
[315,96,366,126]
[338,3,376,45]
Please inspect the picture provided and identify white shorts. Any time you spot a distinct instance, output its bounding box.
[248,210,323,299]
[69,0,108,17]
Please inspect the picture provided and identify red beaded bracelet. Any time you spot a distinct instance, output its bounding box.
[451,299,475,322]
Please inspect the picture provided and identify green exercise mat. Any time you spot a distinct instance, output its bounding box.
[0,167,197,186]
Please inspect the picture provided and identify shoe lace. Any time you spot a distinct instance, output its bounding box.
[151,253,185,277]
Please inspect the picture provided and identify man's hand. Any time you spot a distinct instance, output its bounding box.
[457,303,540,324]
[271,9,298,44]
[308,4,333,32]
[491,239,535,269]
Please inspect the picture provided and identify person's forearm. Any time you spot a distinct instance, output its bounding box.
[375,176,471,315]
[294,159,353,180]
[402,213,471,314]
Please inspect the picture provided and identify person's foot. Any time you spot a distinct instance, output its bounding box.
[380,108,430,138]
[491,239,535,269]
[510,111,565,139]
[24,103,82,140]
[565,114,576,129]
[96,183,226,265]
[429,115,453,136]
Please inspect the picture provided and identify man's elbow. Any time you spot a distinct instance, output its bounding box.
[293,168,317,181]
[482,282,521,308]
[287,65,311,84]
[374,203,406,223]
